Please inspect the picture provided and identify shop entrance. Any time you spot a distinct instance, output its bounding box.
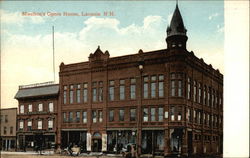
[92,132,102,152]
[92,139,102,152]
[187,131,193,155]
[170,128,183,153]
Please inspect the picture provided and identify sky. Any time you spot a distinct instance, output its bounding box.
[1,1,224,109]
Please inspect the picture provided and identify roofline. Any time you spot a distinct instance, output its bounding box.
[19,81,59,90]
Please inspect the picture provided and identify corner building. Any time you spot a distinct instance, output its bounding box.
[15,83,59,151]
[57,4,223,157]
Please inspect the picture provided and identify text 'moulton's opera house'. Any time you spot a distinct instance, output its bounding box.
[15,3,223,157]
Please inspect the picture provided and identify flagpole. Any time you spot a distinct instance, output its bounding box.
[52,26,55,82]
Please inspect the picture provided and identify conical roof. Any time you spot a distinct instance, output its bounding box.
[167,4,187,37]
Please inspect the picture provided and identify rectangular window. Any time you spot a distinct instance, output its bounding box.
[77,89,81,103]
[207,114,210,126]
[99,111,103,122]
[178,107,182,121]
[143,108,148,122]
[28,120,32,131]
[170,106,175,121]
[10,127,13,134]
[109,81,114,101]
[70,90,74,104]
[120,85,125,100]
[198,111,201,124]
[38,103,43,112]
[49,102,54,112]
[151,82,156,98]
[83,83,88,103]
[187,78,191,100]
[92,111,97,123]
[70,85,74,104]
[92,88,97,102]
[109,110,114,122]
[69,112,73,122]
[63,112,67,122]
[159,75,164,97]
[119,109,125,121]
[119,80,125,100]
[76,111,80,122]
[187,108,190,122]
[171,81,175,96]
[83,111,87,123]
[4,127,7,134]
[212,89,214,107]
[20,105,24,114]
[20,121,24,130]
[208,87,211,106]
[143,76,148,99]
[63,86,67,104]
[38,120,42,129]
[151,108,156,121]
[99,87,103,102]
[198,83,202,103]
[204,86,207,105]
[193,81,197,102]
[193,110,196,123]
[28,104,32,112]
[178,80,182,97]
[130,85,136,99]
[158,107,164,121]
[48,120,53,130]
[130,108,136,121]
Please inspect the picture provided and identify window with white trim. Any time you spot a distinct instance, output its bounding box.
[38,103,43,112]
[49,102,54,112]
[48,120,53,130]
[38,120,42,129]
[28,104,32,112]
[20,105,24,114]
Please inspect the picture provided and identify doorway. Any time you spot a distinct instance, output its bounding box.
[92,139,102,152]
[187,131,192,155]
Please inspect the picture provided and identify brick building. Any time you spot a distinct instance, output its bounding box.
[56,4,223,157]
[0,108,17,151]
[15,82,59,151]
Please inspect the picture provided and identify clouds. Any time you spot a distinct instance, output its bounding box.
[208,13,219,20]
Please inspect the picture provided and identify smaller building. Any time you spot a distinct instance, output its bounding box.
[0,108,17,151]
[15,82,59,151]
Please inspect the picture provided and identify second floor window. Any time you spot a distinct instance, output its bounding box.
[170,106,175,121]
[19,121,24,130]
[143,108,148,122]
[158,107,164,121]
[92,111,97,123]
[83,111,87,123]
[76,111,80,122]
[151,108,156,121]
[28,120,32,130]
[69,112,73,122]
[109,110,114,122]
[10,127,13,134]
[48,120,53,130]
[193,81,197,102]
[99,87,103,102]
[119,109,125,121]
[38,103,43,112]
[63,112,67,122]
[130,108,136,121]
[171,81,175,96]
[109,81,114,101]
[38,120,42,129]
